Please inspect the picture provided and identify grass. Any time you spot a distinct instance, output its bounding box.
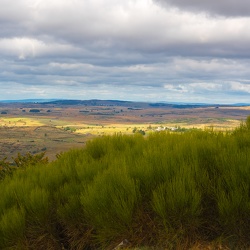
[0,117,250,248]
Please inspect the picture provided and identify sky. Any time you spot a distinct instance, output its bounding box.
[1,0,250,104]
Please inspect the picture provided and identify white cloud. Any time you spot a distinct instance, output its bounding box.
[0,37,81,60]
[230,82,250,93]
[189,82,223,91]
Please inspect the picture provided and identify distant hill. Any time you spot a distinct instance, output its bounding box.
[232,103,250,106]
[43,99,142,107]
[0,99,249,108]
[41,99,215,109]
[0,99,59,104]
[41,99,172,108]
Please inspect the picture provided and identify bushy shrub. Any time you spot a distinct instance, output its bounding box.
[0,152,48,180]
[0,117,250,248]
[81,166,140,245]
[0,206,26,249]
[152,164,201,230]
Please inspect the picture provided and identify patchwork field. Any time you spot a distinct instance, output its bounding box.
[1,100,250,161]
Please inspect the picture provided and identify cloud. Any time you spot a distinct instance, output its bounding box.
[230,82,250,94]
[154,0,250,17]
[2,0,250,61]
[0,0,250,103]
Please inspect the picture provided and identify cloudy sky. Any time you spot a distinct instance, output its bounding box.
[1,0,250,103]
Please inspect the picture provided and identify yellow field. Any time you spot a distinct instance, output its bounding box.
[170,119,241,131]
[75,123,145,135]
[0,116,241,134]
[71,120,241,135]
[0,117,45,127]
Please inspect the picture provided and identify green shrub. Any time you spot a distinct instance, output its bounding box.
[216,151,250,239]
[0,206,26,248]
[13,152,48,168]
[152,164,201,230]
[0,117,250,248]
[81,166,140,245]
[0,157,13,180]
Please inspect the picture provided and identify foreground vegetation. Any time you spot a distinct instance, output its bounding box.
[0,117,250,249]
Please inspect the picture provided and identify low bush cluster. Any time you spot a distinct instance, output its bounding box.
[0,152,48,180]
[1,118,250,249]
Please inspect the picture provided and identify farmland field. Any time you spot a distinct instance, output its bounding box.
[1,100,250,161]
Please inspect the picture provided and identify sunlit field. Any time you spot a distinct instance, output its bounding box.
[0,102,249,161]
[0,116,242,132]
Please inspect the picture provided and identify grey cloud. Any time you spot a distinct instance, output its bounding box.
[154,0,250,17]
[0,0,250,103]
[1,0,250,63]
[0,0,34,38]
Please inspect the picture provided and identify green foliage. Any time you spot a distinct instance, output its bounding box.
[0,157,13,180]
[81,166,140,244]
[0,116,250,248]
[0,157,10,169]
[246,116,250,129]
[0,152,49,180]
[29,109,40,113]
[13,152,48,168]
[152,164,201,229]
[0,206,26,248]
[64,126,76,132]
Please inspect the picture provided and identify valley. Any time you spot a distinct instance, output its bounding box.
[1,100,250,161]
